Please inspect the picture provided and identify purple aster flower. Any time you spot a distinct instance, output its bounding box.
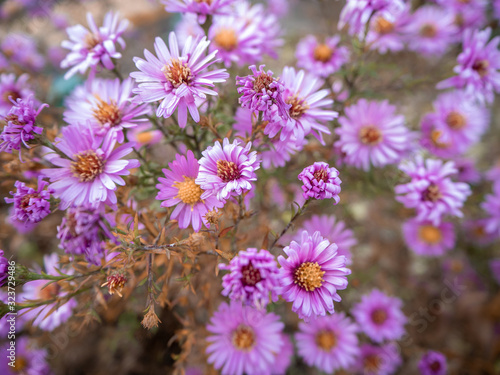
[464,219,497,246]
[418,350,447,375]
[490,259,500,285]
[295,35,350,77]
[208,14,261,68]
[402,218,455,257]
[420,91,489,158]
[128,124,163,147]
[0,249,8,286]
[130,32,228,128]
[42,125,139,210]
[57,203,116,265]
[403,6,458,57]
[196,138,260,202]
[352,289,406,343]
[295,312,360,373]
[270,333,293,374]
[0,337,52,375]
[162,0,236,24]
[174,14,204,46]
[264,66,337,145]
[395,156,471,225]
[436,0,487,32]
[453,158,481,184]
[155,150,223,232]
[61,11,129,79]
[219,248,280,309]
[278,230,351,320]
[0,73,36,116]
[291,214,356,265]
[1,32,45,71]
[206,301,284,375]
[64,78,150,143]
[0,95,47,160]
[298,162,342,203]
[236,64,290,122]
[355,343,402,375]
[335,99,415,171]
[481,185,500,236]
[5,176,53,224]
[366,4,411,54]
[21,253,77,331]
[437,28,500,104]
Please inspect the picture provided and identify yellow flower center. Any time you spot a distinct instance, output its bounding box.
[419,225,442,244]
[446,111,466,130]
[93,97,122,127]
[286,94,309,120]
[84,32,100,49]
[162,59,193,88]
[214,28,238,51]
[359,126,383,145]
[313,44,333,63]
[294,261,325,292]
[136,131,155,144]
[173,176,203,206]
[71,150,104,182]
[374,17,395,34]
[232,325,255,351]
[430,129,449,149]
[315,330,337,351]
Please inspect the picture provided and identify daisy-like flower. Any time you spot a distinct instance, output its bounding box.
[264,66,337,145]
[295,312,360,373]
[219,248,280,309]
[335,99,414,171]
[162,0,236,24]
[64,78,150,143]
[20,253,77,331]
[352,289,406,343]
[5,176,53,224]
[236,65,290,122]
[278,230,351,320]
[436,0,487,32]
[366,3,411,54]
[296,214,357,264]
[206,301,284,375]
[0,73,36,116]
[403,5,458,57]
[42,125,139,210]
[437,28,500,104]
[1,32,45,71]
[0,337,52,375]
[57,203,116,265]
[402,218,455,257]
[61,12,128,79]
[464,219,497,246]
[418,350,447,375]
[481,186,500,236]
[155,150,223,232]
[196,138,260,201]
[130,32,228,128]
[420,91,489,159]
[0,250,8,286]
[0,95,47,159]
[355,343,402,375]
[298,162,342,203]
[295,35,349,77]
[395,156,471,225]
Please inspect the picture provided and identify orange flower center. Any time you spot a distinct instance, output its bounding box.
[315,330,337,351]
[364,354,381,372]
[374,17,395,34]
[419,225,442,244]
[162,59,193,88]
[359,126,383,145]
[313,44,333,63]
[214,28,238,51]
[232,325,255,351]
[173,176,203,205]
[71,150,104,182]
[286,94,309,120]
[446,111,466,130]
[420,24,437,38]
[371,308,388,325]
[430,129,449,149]
[294,261,324,292]
[253,72,275,93]
[93,98,122,127]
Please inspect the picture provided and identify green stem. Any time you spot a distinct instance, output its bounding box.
[269,199,311,250]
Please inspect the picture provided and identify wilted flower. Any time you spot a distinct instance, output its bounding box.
[295,35,349,77]
[298,162,341,203]
[5,176,53,224]
[418,350,447,375]
[206,301,284,375]
[402,219,455,257]
[102,272,127,297]
[278,230,350,320]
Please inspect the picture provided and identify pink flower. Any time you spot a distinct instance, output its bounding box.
[298,162,341,203]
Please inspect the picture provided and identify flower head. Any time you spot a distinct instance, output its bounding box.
[57,203,116,265]
[162,0,236,24]
[366,4,410,53]
[402,218,455,257]
[0,73,36,116]
[295,35,349,77]
[64,78,150,143]
[1,32,45,71]
[295,312,360,373]
[352,289,406,343]
[437,28,500,104]
[156,150,223,232]
[206,301,285,375]
[335,99,415,171]
[278,230,351,320]
[5,176,53,224]
[42,125,139,209]
[131,32,228,128]
[0,95,47,159]
[236,65,290,121]
[220,248,280,309]
[298,162,341,203]
[418,350,447,375]
[21,253,77,331]
[196,138,260,202]
[0,337,52,375]
[61,12,129,79]
[395,156,471,225]
[264,66,336,145]
[356,343,402,375]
